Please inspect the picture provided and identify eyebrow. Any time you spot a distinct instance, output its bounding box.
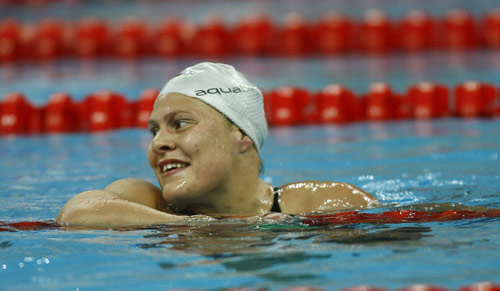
[148,110,192,128]
[147,119,158,128]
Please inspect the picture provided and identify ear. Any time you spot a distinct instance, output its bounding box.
[233,129,254,153]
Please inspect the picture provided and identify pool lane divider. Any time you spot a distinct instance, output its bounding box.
[301,209,500,226]
[0,8,499,61]
[2,208,500,232]
[1,81,499,136]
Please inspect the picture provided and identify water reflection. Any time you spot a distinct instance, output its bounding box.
[135,218,432,278]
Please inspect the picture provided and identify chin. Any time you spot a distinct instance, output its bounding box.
[162,185,194,204]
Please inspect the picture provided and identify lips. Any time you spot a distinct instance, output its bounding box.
[158,159,190,176]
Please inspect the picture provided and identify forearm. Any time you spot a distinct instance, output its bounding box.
[56,190,184,226]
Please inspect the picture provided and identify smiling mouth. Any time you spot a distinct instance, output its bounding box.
[161,162,190,174]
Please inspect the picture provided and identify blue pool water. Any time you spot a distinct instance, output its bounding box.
[1,0,500,289]
[1,119,500,290]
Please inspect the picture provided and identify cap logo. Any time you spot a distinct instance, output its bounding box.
[195,86,252,96]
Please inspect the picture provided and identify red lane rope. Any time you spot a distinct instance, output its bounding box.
[2,209,499,232]
[0,8,499,62]
[302,209,500,226]
[1,81,499,136]
[0,220,59,232]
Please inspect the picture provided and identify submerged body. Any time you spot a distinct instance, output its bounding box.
[56,63,378,226]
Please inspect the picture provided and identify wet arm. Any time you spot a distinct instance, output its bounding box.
[56,190,184,226]
[56,178,184,226]
[277,181,379,214]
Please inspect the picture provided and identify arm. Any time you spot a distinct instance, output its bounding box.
[56,178,184,226]
[104,178,166,210]
[277,181,379,214]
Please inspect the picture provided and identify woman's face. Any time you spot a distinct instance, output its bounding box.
[147,93,241,211]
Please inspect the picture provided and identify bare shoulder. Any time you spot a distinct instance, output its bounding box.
[276,181,379,215]
[105,178,165,210]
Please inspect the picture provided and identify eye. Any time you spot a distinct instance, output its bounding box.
[149,127,159,137]
[174,120,189,130]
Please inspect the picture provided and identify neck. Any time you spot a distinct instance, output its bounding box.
[185,178,274,217]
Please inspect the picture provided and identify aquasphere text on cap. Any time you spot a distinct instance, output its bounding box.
[158,62,268,151]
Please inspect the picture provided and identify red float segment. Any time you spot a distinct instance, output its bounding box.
[398,10,436,51]
[136,88,159,128]
[73,18,111,58]
[455,81,496,117]
[272,13,311,56]
[313,12,353,54]
[459,282,500,291]
[398,285,449,291]
[358,9,395,53]
[233,14,274,56]
[316,84,358,123]
[0,92,31,134]
[115,94,135,128]
[365,83,397,121]
[176,21,198,55]
[0,18,22,62]
[29,18,69,60]
[85,90,127,131]
[76,95,93,132]
[115,18,150,58]
[269,87,297,125]
[482,9,500,49]
[26,105,44,134]
[392,93,412,120]
[153,18,184,58]
[44,92,79,133]
[268,86,313,126]
[407,82,449,119]
[441,9,478,50]
[193,17,231,57]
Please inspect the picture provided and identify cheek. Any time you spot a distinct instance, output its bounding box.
[146,145,156,168]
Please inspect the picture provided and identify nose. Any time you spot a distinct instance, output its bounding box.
[150,130,176,154]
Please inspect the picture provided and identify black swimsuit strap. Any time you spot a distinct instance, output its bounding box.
[270,187,281,213]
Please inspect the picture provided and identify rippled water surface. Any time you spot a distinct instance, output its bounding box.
[1,0,500,288]
[1,119,500,290]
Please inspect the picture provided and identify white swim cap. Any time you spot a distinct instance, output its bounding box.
[158,62,268,151]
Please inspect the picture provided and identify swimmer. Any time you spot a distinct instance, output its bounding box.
[56,62,378,226]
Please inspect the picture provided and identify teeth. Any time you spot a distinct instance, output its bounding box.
[162,163,187,173]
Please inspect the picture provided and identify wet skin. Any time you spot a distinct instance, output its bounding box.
[56,93,378,226]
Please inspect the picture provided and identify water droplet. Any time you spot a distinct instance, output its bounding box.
[24,257,34,262]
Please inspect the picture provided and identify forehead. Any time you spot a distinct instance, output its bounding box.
[154,92,203,109]
[150,93,228,122]
[152,93,211,114]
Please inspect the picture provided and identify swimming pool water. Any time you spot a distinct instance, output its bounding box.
[1,119,499,290]
[1,0,500,289]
